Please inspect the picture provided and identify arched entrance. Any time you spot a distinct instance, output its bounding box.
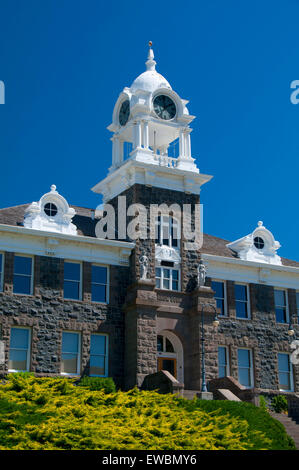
[157,330,184,384]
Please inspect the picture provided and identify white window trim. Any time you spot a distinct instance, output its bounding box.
[212,279,227,317]
[91,264,109,304]
[13,254,34,296]
[8,326,31,373]
[61,330,81,376]
[235,283,251,320]
[63,260,83,301]
[274,288,289,324]
[237,347,254,389]
[155,266,180,292]
[278,352,294,392]
[218,345,230,377]
[90,333,109,377]
[0,252,4,292]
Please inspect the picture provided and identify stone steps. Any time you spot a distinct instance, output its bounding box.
[270,412,299,449]
[182,390,201,400]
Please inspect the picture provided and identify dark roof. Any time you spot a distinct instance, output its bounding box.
[0,204,298,268]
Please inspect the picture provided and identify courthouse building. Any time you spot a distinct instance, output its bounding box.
[0,46,298,396]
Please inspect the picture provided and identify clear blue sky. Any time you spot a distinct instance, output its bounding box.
[0,0,299,261]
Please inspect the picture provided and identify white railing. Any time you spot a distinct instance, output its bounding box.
[153,154,178,169]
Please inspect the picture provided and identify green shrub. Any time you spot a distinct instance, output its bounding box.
[77,376,116,393]
[271,395,288,414]
[259,395,267,411]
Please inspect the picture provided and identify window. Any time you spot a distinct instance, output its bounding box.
[91,265,108,303]
[44,202,58,217]
[0,252,3,292]
[13,255,33,295]
[278,353,294,392]
[237,348,254,388]
[8,327,31,372]
[235,284,250,319]
[218,346,229,378]
[64,261,81,300]
[212,280,227,316]
[274,289,288,323]
[155,215,180,248]
[90,334,108,377]
[254,237,264,250]
[61,331,81,375]
[157,335,175,353]
[155,267,179,291]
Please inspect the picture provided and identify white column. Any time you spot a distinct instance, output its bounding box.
[118,139,124,165]
[134,121,142,149]
[112,136,119,168]
[179,129,185,158]
[142,120,149,149]
[186,132,191,159]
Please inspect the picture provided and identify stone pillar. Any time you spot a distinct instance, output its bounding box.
[123,279,158,390]
[179,129,185,158]
[133,121,142,149]
[142,120,149,149]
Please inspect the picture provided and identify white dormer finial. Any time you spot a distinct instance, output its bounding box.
[146,41,156,71]
[50,184,57,193]
[258,220,263,227]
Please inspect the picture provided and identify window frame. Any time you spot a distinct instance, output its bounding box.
[218,346,230,378]
[8,326,31,373]
[274,288,289,324]
[237,347,254,389]
[63,260,82,301]
[278,352,294,392]
[155,266,180,292]
[13,254,34,296]
[212,279,227,317]
[61,330,81,376]
[89,333,109,377]
[91,264,109,304]
[235,283,250,320]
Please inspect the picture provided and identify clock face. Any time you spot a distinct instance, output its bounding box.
[119,100,130,126]
[153,95,176,120]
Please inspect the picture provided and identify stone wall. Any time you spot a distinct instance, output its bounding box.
[0,253,130,388]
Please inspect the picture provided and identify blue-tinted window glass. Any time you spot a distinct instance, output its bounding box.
[10,328,29,349]
[218,346,228,378]
[62,332,79,354]
[212,281,225,316]
[13,256,32,294]
[278,353,292,391]
[275,290,287,323]
[235,285,247,302]
[92,266,107,284]
[9,328,30,371]
[91,266,107,303]
[90,334,107,376]
[64,262,81,300]
[238,349,252,387]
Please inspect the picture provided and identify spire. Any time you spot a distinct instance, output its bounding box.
[145,41,156,71]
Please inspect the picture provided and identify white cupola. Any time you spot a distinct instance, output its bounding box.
[24,185,77,235]
[92,43,212,201]
[226,221,282,265]
[107,42,198,173]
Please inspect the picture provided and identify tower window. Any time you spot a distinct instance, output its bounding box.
[155,267,179,291]
[155,215,180,248]
[253,237,264,250]
[44,202,58,217]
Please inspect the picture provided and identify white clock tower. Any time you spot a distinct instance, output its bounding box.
[92,43,212,202]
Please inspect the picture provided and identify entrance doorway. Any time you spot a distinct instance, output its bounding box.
[157,331,184,383]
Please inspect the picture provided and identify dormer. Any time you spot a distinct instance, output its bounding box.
[226,221,282,265]
[24,185,77,235]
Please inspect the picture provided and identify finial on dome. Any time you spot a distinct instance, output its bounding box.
[50,184,57,192]
[258,220,263,227]
[146,41,156,71]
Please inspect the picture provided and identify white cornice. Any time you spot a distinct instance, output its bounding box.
[0,224,134,266]
[201,253,299,289]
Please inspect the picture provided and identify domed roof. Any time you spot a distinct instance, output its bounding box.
[130,45,172,93]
